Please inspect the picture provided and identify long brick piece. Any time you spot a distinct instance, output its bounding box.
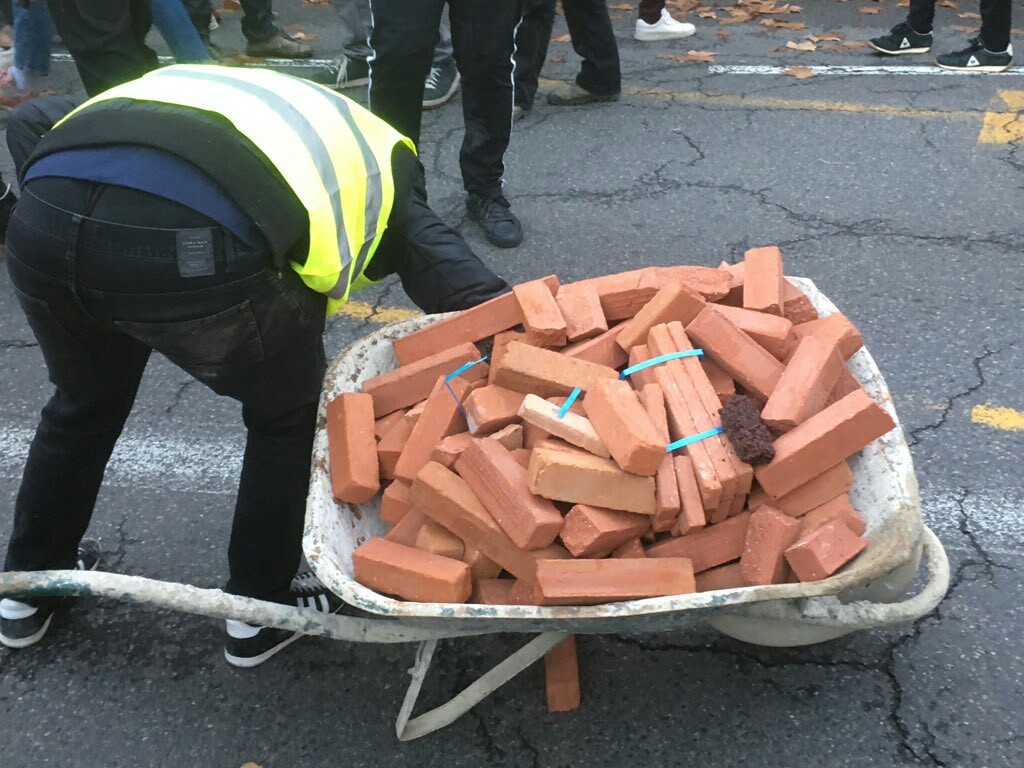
[749,461,853,517]
[514,278,569,348]
[377,411,418,480]
[695,562,748,592]
[463,385,526,435]
[352,538,471,604]
[326,393,380,504]
[785,519,866,582]
[686,306,784,402]
[755,389,896,498]
[556,283,608,343]
[638,384,681,532]
[545,637,582,713]
[740,506,803,585]
[743,245,785,315]
[363,342,488,417]
[615,283,706,352]
[518,394,611,458]
[391,276,558,365]
[455,438,564,550]
[583,378,665,476]
[800,493,866,536]
[647,511,752,573]
[567,269,659,321]
[626,344,656,390]
[527,445,657,515]
[560,504,652,557]
[672,455,706,536]
[793,312,863,360]
[762,335,846,433]
[394,377,470,483]
[374,409,407,442]
[491,340,618,397]
[702,358,736,404]
[711,304,795,360]
[488,330,526,385]
[562,326,630,370]
[535,557,696,605]
[380,480,413,524]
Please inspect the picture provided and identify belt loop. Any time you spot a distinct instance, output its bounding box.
[66,214,83,284]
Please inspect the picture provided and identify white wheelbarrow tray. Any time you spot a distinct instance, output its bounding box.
[302,277,949,739]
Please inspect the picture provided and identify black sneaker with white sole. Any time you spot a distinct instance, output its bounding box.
[0,539,102,649]
[223,571,345,669]
[466,191,524,248]
[869,21,933,55]
[936,38,1013,72]
[423,61,461,109]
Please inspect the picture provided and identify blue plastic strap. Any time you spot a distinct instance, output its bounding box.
[444,356,488,419]
[620,349,704,380]
[666,427,723,453]
[557,387,582,419]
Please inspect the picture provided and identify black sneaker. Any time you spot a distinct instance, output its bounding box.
[869,21,933,55]
[0,539,102,649]
[423,61,461,109]
[936,38,1013,72]
[0,183,17,245]
[223,571,344,669]
[466,192,523,248]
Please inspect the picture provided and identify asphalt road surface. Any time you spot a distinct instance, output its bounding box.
[1,2,1022,766]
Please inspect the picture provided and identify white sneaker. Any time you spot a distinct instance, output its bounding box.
[635,13,696,41]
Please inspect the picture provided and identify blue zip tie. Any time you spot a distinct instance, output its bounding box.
[620,349,704,380]
[666,426,723,453]
[557,387,582,419]
[444,356,488,420]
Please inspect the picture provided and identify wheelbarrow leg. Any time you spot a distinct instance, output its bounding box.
[395,632,568,741]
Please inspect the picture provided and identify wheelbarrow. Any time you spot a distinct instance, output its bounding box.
[0,278,950,741]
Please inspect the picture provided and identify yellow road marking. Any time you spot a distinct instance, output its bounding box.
[977,90,1024,144]
[335,301,421,324]
[972,404,1024,432]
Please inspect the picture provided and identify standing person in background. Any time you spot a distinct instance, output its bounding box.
[367,0,524,249]
[633,0,695,41]
[0,0,53,106]
[151,0,212,63]
[182,0,314,59]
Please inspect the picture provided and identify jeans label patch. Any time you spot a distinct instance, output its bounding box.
[176,228,217,278]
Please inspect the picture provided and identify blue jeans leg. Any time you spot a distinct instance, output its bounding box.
[13,2,53,78]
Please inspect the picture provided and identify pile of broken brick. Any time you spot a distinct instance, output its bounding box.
[327,246,897,618]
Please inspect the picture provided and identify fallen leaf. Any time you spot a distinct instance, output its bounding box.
[820,40,871,51]
[221,0,240,10]
[716,29,732,38]
[552,33,572,42]
[657,50,717,63]
[699,11,719,18]
[548,55,566,64]
[896,0,909,5]
[288,30,319,41]
[761,18,807,29]
[958,11,981,19]
[953,24,977,33]
[939,0,957,6]
[786,39,817,51]
[609,13,622,19]
[240,764,262,768]
[609,2,633,8]
[302,0,330,5]
[859,6,881,13]
[720,11,753,24]
[807,34,842,42]
[785,65,816,79]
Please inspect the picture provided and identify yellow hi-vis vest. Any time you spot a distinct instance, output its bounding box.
[56,65,415,314]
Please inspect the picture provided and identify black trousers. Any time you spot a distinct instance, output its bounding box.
[367,0,520,197]
[46,0,158,97]
[181,0,279,44]
[514,0,620,109]
[908,0,1011,50]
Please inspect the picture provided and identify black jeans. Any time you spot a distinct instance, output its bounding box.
[908,0,1011,50]
[367,0,520,197]
[514,0,620,107]
[46,0,158,96]
[182,0,278,44]
[3,179,327,603]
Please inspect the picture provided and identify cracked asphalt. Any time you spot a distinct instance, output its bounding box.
[1,2,1022,766]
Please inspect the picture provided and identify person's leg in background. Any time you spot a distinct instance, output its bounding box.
[423,22,460,109]
[513,0,556,116]
[150,0,212,63]
[0,1,53,104]
[978,0,1012,53]
[633,0,695,41]
[0,0,13,49]
[330,0,373,88]
[240,0,314,58]
[548,0,620,105]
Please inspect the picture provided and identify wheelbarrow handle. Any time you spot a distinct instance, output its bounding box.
[721,525,950,630]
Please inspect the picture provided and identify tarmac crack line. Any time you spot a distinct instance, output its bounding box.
[907,347,998,448]
[0,339,39,350]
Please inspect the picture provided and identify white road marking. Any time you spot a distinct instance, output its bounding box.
[708,64,1024,77]
[50,52,339,69]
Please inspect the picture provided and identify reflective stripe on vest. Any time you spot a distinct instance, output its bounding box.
[55,65,414,308]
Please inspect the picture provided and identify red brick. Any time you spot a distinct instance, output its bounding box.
[545,636,582,712]
[490,423,524,451]
[491,340,618,397]
[362,342,488,417]
[488,330,526,385]
[374,409,407,441]
[647,511,751,573]
[626,344,656,390]
[455,438,564,550]
[782,281,819,324]
[415,520,465,560]
[711,304,795,360]
[762,335,846,433]
[562,326,630,370]
[583,378,665,476]
[518,394,610,458]
[793,312,863,360]
[703,358,736,404]
[749,461,853,517]
[740,506,803,585]
[686,306,784,402]
[471,578,515,604]
[785,519,866,581]
[611,538,647,558]
[514,278,569,348]
[695,562,748,592]
[326,393,380,504]
[384,507,428,546]
[615,283,706,352]
[560,504,651,557]
[380,480,413,525]
[377,411,418,480]
[828,367,862,405]
[654,266,733,301]
[463,385,525,435]
[639,384,681,532]
[556,283,608,343]
[800,493,866,537]
[527,445,657,515]
[391,276,558,365]
[754,389,895,498]
[462,546,502,580]
[430,432,473,469]
[394,377,470,483]
[742,245,785,316]
[505,578,542,605]
[352,538,471,603]
[567,269,659,321]
[535,558,696,605]
[717,261,745,306]
[672,455,707,536]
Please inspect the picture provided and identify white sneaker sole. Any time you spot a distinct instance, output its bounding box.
[634,28,696,42]
[423,71,462,109]
[224,630,303,669]
[935,61,1012,72]
[869,41,931,55]
[0,613,53,649]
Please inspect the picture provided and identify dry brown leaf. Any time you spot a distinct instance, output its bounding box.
[785,65,816,79]
[609,2,633,8]
[786,39,817,51]
[939,0,957,7]
[301,0,330,5]
[761,18,807,29]
[953,24,977,33]
[609,13,622,19]
[859,6,881,13]
[958,11,981,19]
[896,0,909,5]
[720,12,753,24]
[291,31,318,41]
[221,0,240,11]
[820,40,871,51]
[657,50,718,63]
[807,34,842,42]
[699,11,719,18]
[240,764,262,768]
[552,33,572,42]
[716,29,732,38]
[548,55,566,64]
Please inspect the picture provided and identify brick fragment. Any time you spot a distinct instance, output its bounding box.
[611,538,647,558]
[749,462,853,517]
[353,538,471,603]
[380,480,413,525]
[514,278,569,348]
[326,393,380,504]
[535,558,696,605]
[562,326,630,370]
[686,306,784,402]
[429,433,471,469]
[615,283,706,352]
[462,546,502,580]
[463,385,526,435]
[712,304,795,360]
[800,493,866,537]
[472,578,515,604]
[556,283,608,343]
[782,281,819,323]
[568,268,659,321]
[695,562,748,592]
[582,378,665,476]
[377,412,416,480]
[374,409,407,441]
[717,261,745,306]
[362,342,488,417]
[703,358,736,404]
[639,385,681,532]
[512,447,532,469]
[394,377,470,483]
[527,445,657,515]
[785,519,866,582]
[384,507,428,546]
[518,394,611,458]
[545,637,582,713]
[455,438,564,550]
[415,521,466,560]
[740,506,803,585]
[647,511,751,573]
[672,455,706,536]
[488,330,527,384]
[762,336,846,433]
[828,367,862,405]
[492,340,618,397]
[754,389,895,498]
[793,312,863,360]
[560,504,652,557]
[490,423,524,451]
[654,266,733,301]
[392,276,558,365]
[522,422,550,449]
[742,245,785,316]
